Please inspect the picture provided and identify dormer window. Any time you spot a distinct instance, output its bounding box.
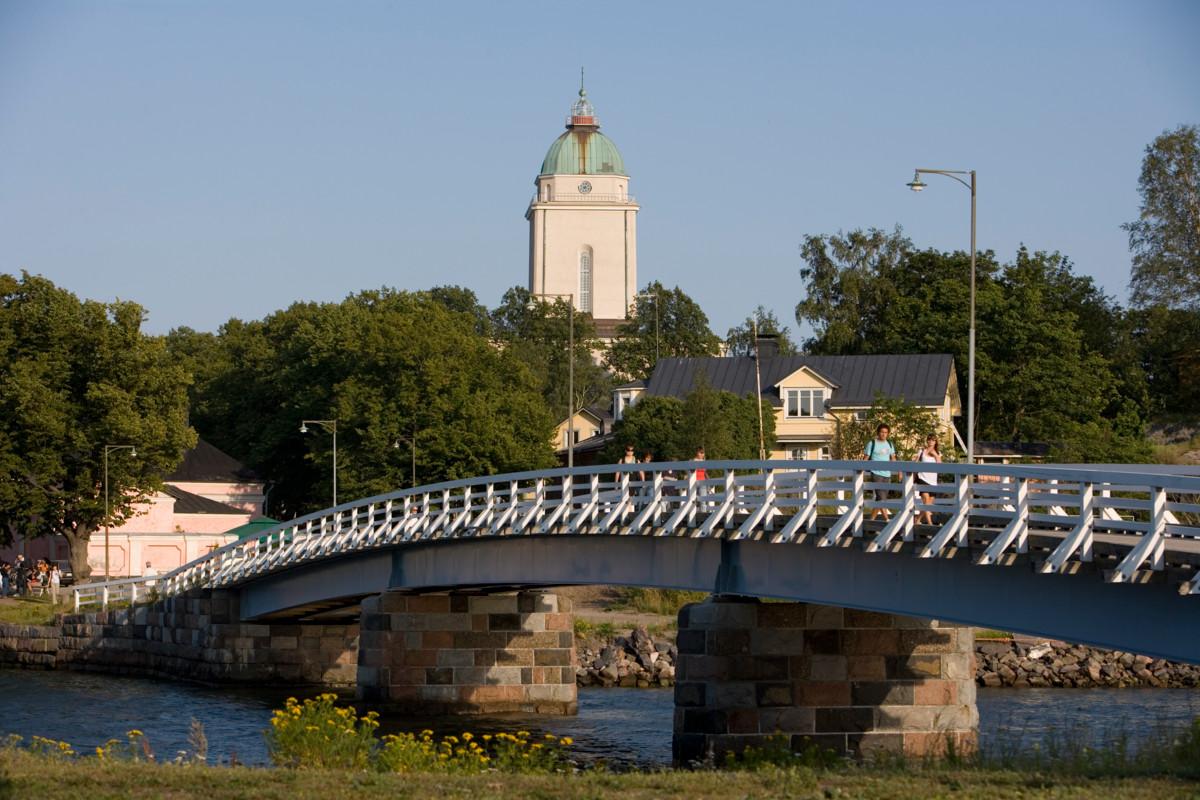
[785,389,826,418]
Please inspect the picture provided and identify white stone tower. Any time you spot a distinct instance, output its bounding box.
[526,79,639,338]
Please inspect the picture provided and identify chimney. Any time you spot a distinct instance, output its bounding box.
[754,334,780,361]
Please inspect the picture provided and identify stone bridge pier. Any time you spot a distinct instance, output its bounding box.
[673,597,977,764]
[356,589,577,714]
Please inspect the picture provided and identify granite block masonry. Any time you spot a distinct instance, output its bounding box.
[357,590,577,714]
[0,589,358,686]
[672,597,977,764]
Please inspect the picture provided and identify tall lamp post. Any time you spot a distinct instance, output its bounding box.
[393,423,418,488]
[907,168,977,463]
[300,419,338,505]
[103,444,137,579]
[529,292,575,468]
[635,290,660,365]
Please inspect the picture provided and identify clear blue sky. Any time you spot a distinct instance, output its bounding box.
[2,1,1197,339]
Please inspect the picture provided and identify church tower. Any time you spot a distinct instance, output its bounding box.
[527,79,639,339]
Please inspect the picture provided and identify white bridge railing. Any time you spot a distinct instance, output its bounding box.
[72,460,1200,611]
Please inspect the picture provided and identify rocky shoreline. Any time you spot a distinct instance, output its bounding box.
[977,639,1200,688]
[573,628,1200,689]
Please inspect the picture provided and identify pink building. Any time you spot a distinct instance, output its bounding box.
[2,440,267,579]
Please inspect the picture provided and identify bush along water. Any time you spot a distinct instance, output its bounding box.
[265,693,573,773]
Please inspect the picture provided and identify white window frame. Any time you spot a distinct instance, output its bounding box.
[785,388,825,419]
[579,247,593,313]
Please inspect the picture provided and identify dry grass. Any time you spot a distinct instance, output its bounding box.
[1,750,1197,800]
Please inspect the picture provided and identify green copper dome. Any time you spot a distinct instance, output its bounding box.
[539,129,626,176]
[538,85,627,176]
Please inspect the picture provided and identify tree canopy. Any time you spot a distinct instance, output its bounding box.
[177,287,555,518]
[0,273,196,578]
[607,375,775,463]
[725,306,798,357]
[605,281,721,380]
[794,229,1151,462]
[1124,124,1200,310]
[490,286,611,420]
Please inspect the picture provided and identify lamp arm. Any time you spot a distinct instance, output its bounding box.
[915,169,973,192]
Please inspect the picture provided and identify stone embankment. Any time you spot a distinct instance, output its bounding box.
[573,628,1200,690]
[976,639,1200,688]
[575,627,677,687]
[0,590,358,686]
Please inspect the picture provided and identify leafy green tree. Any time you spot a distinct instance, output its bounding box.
[490,286,611,422]
[178,289,555,517]
[1131,305,1200,417]
[830,395,948,462]
[607,375,775,463]
[605,281,721,380]
[0,273,196,579]
[725,306,798,357]
[794,229,1150,462]
[1124,125,1200,310]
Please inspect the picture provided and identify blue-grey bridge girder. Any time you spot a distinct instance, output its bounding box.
[236,528,1200,665]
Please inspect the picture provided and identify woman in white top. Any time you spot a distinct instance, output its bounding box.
[913,434,941,526]
[48,565,61,606]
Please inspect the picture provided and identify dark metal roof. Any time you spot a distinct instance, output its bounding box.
[161,485,248,515]
[644,353,956,408]
[165,439,260,483]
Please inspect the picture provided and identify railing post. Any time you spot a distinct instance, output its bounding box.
[901,471,915,542]
[101,585,109,611]
[1150,485,1166,571]
[1014,477,1029,554]
[1079,482,1094,562]
[73,589,80,613]
[851,469,865,538]
[130,582,138,605]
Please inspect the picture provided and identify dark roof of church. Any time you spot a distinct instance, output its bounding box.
[644,354,956,407]
[161,485,248,515]
[166,439,260,483]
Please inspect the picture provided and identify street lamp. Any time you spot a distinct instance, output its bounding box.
[907,167,978,463]
[393,424,418,488]
[529,292,576,468]
[103,444,137,579]
[635,290,660,365]
[300,419,338,505]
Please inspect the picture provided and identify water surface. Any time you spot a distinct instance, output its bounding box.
[2,669,1197,767]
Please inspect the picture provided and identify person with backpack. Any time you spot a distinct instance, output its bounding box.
[863,424,896,521]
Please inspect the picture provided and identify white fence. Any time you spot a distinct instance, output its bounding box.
[73,460,1200,612]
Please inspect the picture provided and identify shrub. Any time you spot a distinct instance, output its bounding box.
[265,694,378,769]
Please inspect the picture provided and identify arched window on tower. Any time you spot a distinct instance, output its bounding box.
[579,247,593,313]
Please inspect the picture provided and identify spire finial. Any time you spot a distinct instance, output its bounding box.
[579,66,586,98]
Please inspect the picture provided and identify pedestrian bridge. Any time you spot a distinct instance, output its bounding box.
[78,460,1200,663]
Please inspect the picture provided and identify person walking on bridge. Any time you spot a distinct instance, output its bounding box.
[863,424,896,521]
[913,433,942,526]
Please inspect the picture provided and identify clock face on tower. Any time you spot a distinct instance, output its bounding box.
[577,180,592,194]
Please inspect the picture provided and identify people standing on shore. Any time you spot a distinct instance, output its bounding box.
[913,433,942,525]
[0,561,9,597]
[863,424,896,521]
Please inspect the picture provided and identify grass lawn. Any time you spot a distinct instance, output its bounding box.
[0,596,64,626]
[0,751,1196,800]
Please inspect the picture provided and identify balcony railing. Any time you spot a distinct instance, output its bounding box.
[530,193,637,205]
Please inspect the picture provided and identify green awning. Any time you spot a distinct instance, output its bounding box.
[225,517,282,539]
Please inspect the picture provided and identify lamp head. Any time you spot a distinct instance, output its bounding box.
[299,424,309,434]
[130,447,137,458]
[907,171,927,192]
